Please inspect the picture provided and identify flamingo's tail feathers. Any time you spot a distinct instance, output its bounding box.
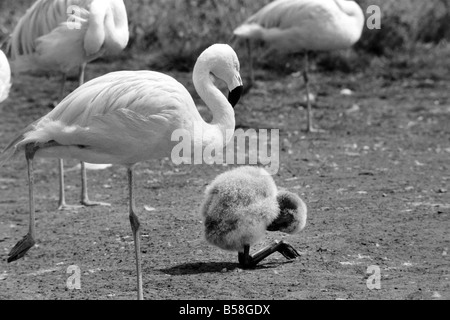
[233,23,264,40]
[9,6,91,75]
[32,9,91,73]
[0,132,26,167]
[0,119,41,167]
[267,191,307,234]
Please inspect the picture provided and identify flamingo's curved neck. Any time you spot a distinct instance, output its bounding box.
[334,0,364,27]
[102,0,129,53]
[192,61,235,145]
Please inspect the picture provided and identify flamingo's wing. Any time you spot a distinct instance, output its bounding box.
[0,70,199,164]
[46,70,196,125]
[244,0,332,30]
[32,7,96,73]
[8,0,102,73]
[235,0,362,51]
[9,0,70,59]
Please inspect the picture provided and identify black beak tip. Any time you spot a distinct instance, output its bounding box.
[228,85,244,108]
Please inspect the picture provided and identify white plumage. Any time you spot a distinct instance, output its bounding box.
[0,43,243,300]
[9,0,129,74]
[1,43,243,165]
[233,0,365,132]
[0,49,11,105]
[234,0,364,52]
[201,166,307,268]
[8,0,129,209]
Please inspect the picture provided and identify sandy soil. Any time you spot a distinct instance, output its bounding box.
[0,55,449,300]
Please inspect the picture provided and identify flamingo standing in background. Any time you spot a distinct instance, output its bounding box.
[0,44,244,300]
[233,0,364,132]
[8,0,129,209]
[0,49,11,105]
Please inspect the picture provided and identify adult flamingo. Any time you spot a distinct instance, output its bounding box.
[233,0,364,132]
[0,49,11,105]
[0,43,243,300]
[8,0,129,209]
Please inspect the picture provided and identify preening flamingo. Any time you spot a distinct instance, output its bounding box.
[201,166,307,268]
[8,0,129,209]
[233,0,364,132]
[0,49,11,105]
[0,43,243,300]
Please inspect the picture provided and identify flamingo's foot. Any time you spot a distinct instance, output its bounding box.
[277,241,301,260]
[8,233,35,263]
[306,126,327,133]
[58,202,84,211]
[81,199,111,207]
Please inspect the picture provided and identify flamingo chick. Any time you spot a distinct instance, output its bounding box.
[201,166,307,268]
[233,0,364,132]
[0,43,243,299]
[9,0,129,209]
[0,49,11,105]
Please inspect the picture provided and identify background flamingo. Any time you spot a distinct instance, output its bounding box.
[0,43,243,300]
[233,0,365,132]
[8,0,129,209]
[0,49,11,105]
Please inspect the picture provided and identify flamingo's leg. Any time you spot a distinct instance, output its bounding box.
[58,158,83,210]
[80,161,111,207]
[303,52,325,133]
[128,167,144,300]
[76,63,110,207]
[55,73,83,210]
[8,144,38,262]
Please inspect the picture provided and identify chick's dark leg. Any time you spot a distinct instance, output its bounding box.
[238,240,300,269]
[238,245,252,267]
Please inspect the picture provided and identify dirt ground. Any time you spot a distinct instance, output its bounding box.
[0,52,449,300]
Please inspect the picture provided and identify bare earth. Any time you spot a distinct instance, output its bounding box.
[0,55,449,300]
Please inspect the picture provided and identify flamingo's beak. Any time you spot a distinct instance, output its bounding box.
[228,85,243,108]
